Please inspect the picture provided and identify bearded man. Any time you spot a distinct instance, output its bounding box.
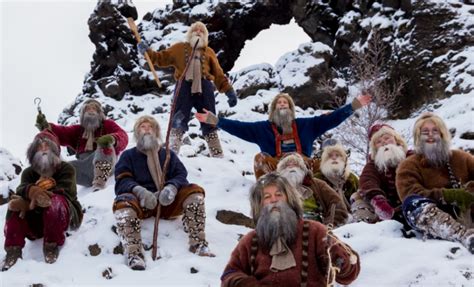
[277,153,348,227]
[396,113,474,253]
[2,130,83,271]
[138,21,237,158]
[36,99,128,190]
[112,115,214,270]
[196,93,371,179]
[221,172,360,287]
[315,138,358,210]
[350,123,410,224]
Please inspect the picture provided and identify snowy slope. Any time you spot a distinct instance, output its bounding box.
[0,88,473,286]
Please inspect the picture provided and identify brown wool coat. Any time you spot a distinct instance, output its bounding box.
[221,220,360,287]
[396,149,474,203]
[147,42,232,93]
[303,176,349,227]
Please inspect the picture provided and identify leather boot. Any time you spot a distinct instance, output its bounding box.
[115,208,146,270]
[43,242,59,264]
[1,246,22,271]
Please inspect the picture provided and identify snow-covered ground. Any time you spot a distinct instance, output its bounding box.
[0,87,473,286]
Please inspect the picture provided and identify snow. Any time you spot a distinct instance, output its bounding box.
[1,1,474,286]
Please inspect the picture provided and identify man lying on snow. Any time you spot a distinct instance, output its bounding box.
[112,115,214,271]
[2,130,83,271]
[196,92,371,179]
[36,99,128,190]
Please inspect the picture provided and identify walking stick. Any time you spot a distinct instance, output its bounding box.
[150,39,201,261]
[127,17,162,88]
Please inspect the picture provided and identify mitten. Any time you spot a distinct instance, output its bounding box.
[35,113,50,131]
[132,185,157,210]
[443,188,474,211]
[96,135,115,148]
[28,185,53,209]
[225,88,238,107]
[158,185,178,206]
[137,41,150,55]
[8,195,30,218]
[36,177,56,190]
[370,195,394,220]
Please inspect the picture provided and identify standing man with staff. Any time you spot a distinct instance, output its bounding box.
[137,21,238,158]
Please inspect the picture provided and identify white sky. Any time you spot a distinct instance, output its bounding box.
[0,0,310,162]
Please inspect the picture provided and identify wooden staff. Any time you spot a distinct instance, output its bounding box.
[127,17,162,88]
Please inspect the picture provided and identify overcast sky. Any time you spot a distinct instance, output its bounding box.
[0,0,310,161]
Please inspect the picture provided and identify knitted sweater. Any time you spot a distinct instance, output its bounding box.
[50,119,128,156]
[217,103,354,157]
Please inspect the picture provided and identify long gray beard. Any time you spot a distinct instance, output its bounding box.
[279,167,305,187]
[190,33,205,49]
[271,108,293,134]
[81,112,101,132]
[320,159,346,183]
[136,133,160,153]
[374,144,406,172]
[416,136,451,168]
[31,150,61,177]
[256,201,298,250]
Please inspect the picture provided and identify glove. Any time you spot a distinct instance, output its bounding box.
[8,195,30,219]
[370,195,394,220]
[28,185,53,209]
[137,41,150,56]
[36,177,56,190]
[96,135,115,148]
[225,88,238,107]
[443,188,474,211]
[35,113,50,131]
[158,185,178,206]
[132,185,157,210]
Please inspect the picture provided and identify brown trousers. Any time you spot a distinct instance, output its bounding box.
[112,183,205,219]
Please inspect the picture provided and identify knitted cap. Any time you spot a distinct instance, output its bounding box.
[27,130,61,164]
[321,139,348,162]
[368,123,407,160]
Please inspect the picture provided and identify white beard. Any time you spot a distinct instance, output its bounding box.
[374,144,406,172]
[137,133,160,152]
[279,167,306,188]
[320,158,346,181]
[189,33,205,49]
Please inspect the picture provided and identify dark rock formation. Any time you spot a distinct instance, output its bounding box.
[61,0,473,122]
